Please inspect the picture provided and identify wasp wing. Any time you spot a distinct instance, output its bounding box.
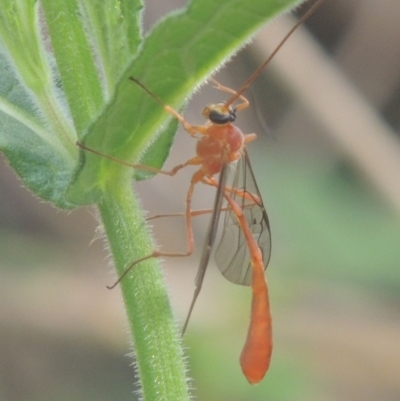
[214,149,271,286]
[182,165,229,334]
[194,165,229,287]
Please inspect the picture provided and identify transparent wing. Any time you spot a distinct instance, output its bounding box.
[194,165,229,287]
[214,149,271,286]
[182,165,229,334]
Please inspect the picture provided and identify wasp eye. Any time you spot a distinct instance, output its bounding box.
[203,104,236,124]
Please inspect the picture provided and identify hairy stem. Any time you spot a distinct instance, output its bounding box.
[98,175,189,401]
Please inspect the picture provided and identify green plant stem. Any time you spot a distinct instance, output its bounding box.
[98,173,189,401]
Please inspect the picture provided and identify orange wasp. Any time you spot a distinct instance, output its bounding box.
[78,0,323,384]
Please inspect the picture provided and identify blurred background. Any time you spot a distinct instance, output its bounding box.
[1,0,400,400]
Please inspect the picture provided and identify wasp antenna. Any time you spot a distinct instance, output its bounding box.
[129,76,167,108]
[225,0,324,107]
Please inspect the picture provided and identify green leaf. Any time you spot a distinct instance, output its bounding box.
[0,30,77,209]
[133,116,179,181]
[41,0,143,132]
[69,0,304,205]
[0,0,142,209]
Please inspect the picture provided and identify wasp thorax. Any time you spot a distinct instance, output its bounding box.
[202,103,236,125]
